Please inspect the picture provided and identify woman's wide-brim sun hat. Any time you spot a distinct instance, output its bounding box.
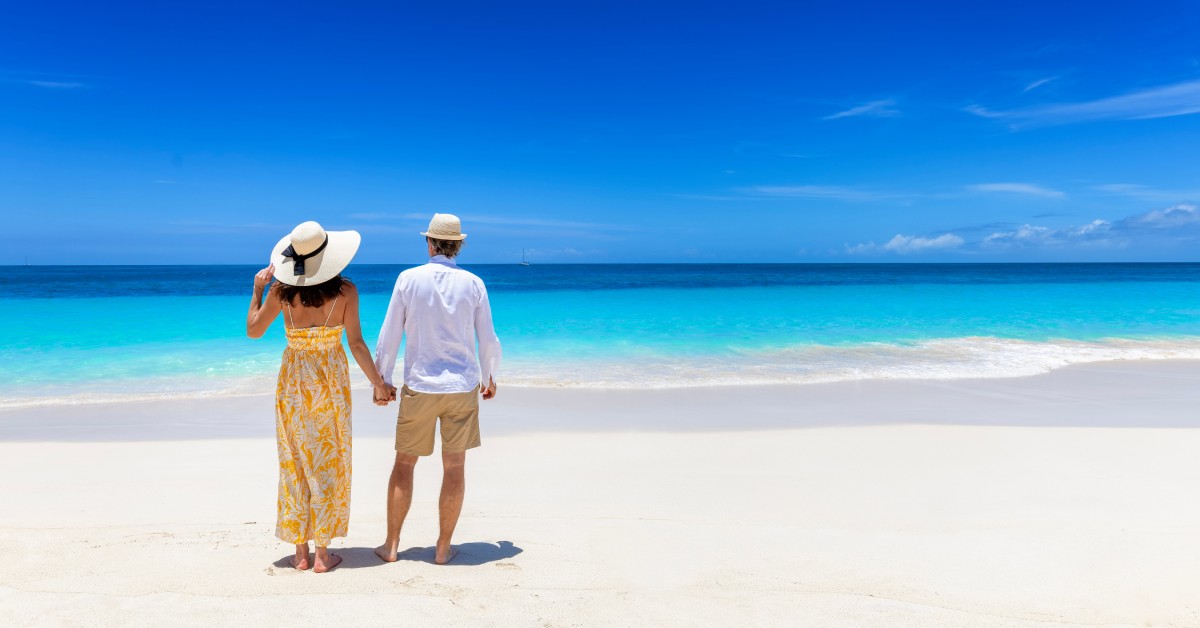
[421,213,467,241]
[271,221,361,286]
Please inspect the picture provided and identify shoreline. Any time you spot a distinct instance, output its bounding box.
[2,358,1197,442]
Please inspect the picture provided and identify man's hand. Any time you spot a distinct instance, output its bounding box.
[482,377,497,400]
[373,382,396,406]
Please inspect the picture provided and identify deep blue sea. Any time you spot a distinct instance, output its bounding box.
[3,263,1199,408]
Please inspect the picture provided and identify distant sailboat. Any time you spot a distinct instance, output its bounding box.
[519,249,531,266]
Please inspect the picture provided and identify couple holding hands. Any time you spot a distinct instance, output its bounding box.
[247,213,501,572]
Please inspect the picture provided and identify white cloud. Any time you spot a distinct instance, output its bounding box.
[882,233,964,254]
[966,79,1200,127]
[848,233,964,255]
[982,206,1200,249]
[1119,203,1200,230]
[823,99,899,121]
[983,224,1062,247]
[968,182,1065,198]
[852,204,1199,256]
[1069,219,1113,237]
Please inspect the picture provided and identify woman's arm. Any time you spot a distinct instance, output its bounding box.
[342,284,393,403]
[246,264,281,338]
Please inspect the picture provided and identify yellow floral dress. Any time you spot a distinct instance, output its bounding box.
[274,299,352,546]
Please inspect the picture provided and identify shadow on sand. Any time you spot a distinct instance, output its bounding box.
[275,540,523,570]
[393,540,523,567]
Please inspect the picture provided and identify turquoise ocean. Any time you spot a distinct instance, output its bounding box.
[3,263,1199,409]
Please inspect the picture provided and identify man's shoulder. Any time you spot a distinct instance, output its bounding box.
[455,266,485,283]
[397,262,484,287]
[398,262,436,280]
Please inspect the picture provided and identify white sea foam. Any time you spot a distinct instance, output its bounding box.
[501,336,1200,389]
[3,336,1199,408]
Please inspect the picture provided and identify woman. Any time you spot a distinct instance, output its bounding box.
[246,221,392,573]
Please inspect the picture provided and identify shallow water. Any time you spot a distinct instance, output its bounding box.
[3,263,1198,407]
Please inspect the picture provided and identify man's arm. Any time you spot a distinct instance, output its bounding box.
[475,282,502,399]
[374,275,407,389]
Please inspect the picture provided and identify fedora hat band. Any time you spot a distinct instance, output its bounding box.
[280,235,328,275]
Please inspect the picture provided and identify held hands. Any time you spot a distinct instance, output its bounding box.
[254,264,275,291]
[373,382,397,406]
[482,377,497,400]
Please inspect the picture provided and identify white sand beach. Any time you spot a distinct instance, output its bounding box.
[2,361,1199,627]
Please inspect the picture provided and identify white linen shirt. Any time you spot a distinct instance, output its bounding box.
[374,256,502,393]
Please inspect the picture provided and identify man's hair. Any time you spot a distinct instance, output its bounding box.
[427,237,464,258]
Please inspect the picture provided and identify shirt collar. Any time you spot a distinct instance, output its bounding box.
[429,255,458,267]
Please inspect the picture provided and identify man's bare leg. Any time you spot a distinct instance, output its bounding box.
[291,543,311,570]
[375,452,418,562]
[313,545,342,573]
[435,450,466,564]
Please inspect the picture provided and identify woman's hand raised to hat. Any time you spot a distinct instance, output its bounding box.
[253,264,275,292]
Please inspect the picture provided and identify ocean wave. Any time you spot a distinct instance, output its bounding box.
[501,336,1200,389]
[2,336,1199,407]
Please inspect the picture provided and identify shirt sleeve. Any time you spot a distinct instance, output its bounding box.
[374,275,407,386]
[475,281,502,388]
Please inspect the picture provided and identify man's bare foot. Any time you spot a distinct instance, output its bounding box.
[374,544,398,563]
[434,546,458,565]
[313,553,342,573]
[289,555,311,571]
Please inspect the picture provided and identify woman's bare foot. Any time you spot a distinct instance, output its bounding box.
[434,545,458,565]
[374,544,398,563]
[314,554,343,573]
[291,544,312,570]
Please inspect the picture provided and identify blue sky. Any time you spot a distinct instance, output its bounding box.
[3,0,1199,264]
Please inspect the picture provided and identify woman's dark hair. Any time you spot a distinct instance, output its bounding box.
[273,275,352,309]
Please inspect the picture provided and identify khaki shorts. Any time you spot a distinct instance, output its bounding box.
[395,385,481,456]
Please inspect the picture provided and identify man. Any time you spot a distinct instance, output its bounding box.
[372,213,502,565]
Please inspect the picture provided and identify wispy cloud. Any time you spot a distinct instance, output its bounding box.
[0,70,96,89]
[1022,76,1058,93]
[1092,183,1200,202]
[26,80,87,89]
[823,99,899,121]
[467,215,636,232]
[348,212,407,221]
[968,182,1065,198]
[350,212,635,233]
[739,185,891,201]
[966,79,1200,127]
